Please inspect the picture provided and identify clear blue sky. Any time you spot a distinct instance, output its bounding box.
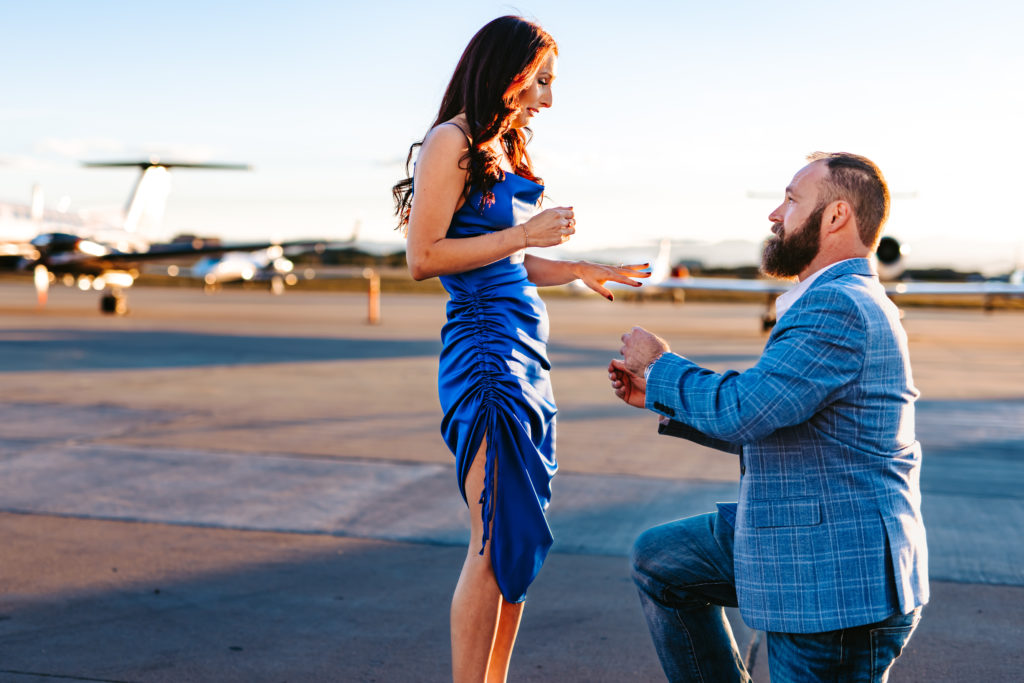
[2,0,1022,272]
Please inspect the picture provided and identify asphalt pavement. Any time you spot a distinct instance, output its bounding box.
[1,285,1022,681]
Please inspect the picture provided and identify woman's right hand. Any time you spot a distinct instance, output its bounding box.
[521,206,575,247]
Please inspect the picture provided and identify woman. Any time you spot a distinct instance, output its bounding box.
[393,16,647,682]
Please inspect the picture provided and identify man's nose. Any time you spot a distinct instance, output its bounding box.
[768,204,783,224]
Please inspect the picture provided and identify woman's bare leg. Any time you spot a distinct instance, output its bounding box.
[487,599,524,682]
[451,437,526,683]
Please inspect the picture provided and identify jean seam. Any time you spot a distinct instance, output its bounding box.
[869,624,914,680]
[839,627,846,669]
[672,608,708,683]
[869,628,880,680]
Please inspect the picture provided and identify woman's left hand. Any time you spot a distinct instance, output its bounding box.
[573,261,650,301]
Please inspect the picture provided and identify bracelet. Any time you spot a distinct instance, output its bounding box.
[521,224,529,248]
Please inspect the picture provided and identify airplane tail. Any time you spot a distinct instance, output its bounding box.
[30,184,45,223]
[648,238,672,285]
[83,160,250,234]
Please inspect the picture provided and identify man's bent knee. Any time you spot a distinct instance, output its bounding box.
[630,525,665,587]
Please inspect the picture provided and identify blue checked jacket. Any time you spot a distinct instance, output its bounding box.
[646,258,929,633]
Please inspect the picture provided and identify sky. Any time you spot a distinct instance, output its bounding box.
[2,0,1022,273]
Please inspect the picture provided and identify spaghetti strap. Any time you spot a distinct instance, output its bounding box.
[438,121,471,143]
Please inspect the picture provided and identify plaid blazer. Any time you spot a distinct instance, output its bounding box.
[647,258,929,633]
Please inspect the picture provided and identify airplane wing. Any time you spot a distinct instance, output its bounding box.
[657,276,792,294]
[135,239,329,260]
[885,281,1024,296]
[660,276,1024,299]
[659,274,1022,332]
[29,235,328,269]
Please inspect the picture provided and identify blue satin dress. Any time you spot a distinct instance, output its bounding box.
[438,172,557,604]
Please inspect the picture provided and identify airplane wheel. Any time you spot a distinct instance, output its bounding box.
[100,294,127,315]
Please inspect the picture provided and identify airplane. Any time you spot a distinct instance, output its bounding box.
[657,235,1024,330]
[188,246,303,295]
[567,236,1024,331]
[178,223,362,294]
[1,159,327,313]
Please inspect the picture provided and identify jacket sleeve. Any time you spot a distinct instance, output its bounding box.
[645,285,866,444]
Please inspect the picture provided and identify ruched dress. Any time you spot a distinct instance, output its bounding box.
[438,171,557,604]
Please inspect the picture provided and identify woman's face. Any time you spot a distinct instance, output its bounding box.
[510,50,557,129]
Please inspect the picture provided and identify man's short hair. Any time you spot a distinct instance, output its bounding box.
[807,152,890,249]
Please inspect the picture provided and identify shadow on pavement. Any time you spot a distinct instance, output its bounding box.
[0,516,660,683]
[0,330,442,371]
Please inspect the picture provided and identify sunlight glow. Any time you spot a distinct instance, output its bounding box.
[1,2,1019,275]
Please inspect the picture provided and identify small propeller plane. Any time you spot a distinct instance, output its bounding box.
[183,223,361,294]
[1,159,325,314]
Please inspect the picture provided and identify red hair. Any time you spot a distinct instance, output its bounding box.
[393,16,557,229]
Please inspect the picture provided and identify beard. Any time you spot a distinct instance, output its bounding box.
[761,204,825,278]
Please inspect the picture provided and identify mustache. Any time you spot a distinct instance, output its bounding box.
[770,222,785,238]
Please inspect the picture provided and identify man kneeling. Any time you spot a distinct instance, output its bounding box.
[609,152,928,682]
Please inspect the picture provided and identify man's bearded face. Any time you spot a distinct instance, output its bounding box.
[761,203,825,278]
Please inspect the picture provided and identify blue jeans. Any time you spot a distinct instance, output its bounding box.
[631,512,921,683]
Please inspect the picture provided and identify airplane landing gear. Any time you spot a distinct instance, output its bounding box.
[100,289,127,315]
[270,275,285,296]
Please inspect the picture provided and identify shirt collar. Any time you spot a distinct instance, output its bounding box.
[774,259,859,322]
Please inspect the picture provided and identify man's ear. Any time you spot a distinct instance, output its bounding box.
[823,200,852,235]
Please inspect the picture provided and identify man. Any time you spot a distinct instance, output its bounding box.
[609,152,928,682]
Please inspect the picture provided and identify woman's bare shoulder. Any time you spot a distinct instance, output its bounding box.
[440,114,470,138]
[419,118,471,172]
[424,117,471,148]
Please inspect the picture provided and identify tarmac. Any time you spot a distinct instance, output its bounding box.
[0,282,1022,682]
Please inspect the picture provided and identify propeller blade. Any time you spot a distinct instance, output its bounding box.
[34,264,49,307]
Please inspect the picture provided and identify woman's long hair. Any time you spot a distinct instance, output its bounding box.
[392,16,557,231]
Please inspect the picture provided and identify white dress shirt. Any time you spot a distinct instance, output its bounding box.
[773,259,859,322]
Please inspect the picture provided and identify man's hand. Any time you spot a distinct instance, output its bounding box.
[619,326,671,376]
[608,359,646,408]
